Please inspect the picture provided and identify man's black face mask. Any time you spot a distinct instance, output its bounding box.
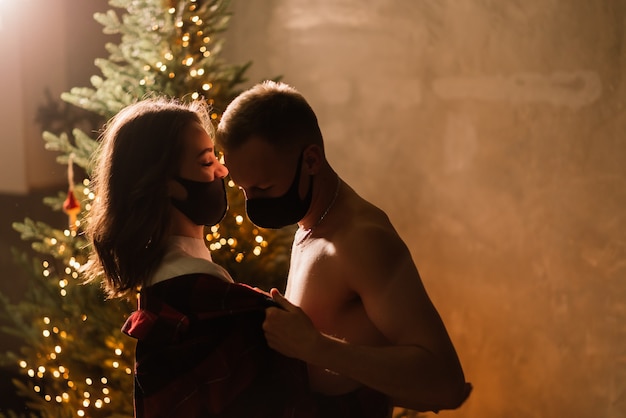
[245,152,313,229]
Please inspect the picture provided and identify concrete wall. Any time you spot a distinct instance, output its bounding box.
[223,1,626,417]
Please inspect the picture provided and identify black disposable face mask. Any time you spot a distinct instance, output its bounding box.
[245,152,313,229]
[171,177,228,226]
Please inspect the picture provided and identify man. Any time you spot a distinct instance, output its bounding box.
[216,81,471,415]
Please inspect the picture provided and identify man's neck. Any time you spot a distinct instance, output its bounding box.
[298,168,340,232]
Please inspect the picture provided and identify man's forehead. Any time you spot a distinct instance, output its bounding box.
[224,138,295,187]
[224,147,275,185]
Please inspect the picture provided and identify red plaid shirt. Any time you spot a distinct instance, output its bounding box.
[122,273,390,418]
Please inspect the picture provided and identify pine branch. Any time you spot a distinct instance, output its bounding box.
[2,2,287,416]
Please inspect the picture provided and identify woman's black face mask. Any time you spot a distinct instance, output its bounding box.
[245,152,313,229]
[171,177,228,226]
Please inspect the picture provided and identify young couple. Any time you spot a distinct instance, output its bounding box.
[84,81,471,418]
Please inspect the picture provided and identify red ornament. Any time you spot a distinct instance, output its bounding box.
[63,154,81,231]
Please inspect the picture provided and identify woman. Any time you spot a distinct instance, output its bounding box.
[83,98,314,418]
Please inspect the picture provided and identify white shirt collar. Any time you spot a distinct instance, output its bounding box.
[169,235,213,260]
[148,235,233,285]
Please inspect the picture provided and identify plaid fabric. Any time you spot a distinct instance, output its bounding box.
[122,273,391,418]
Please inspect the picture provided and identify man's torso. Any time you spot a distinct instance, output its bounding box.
[285,186,392,394]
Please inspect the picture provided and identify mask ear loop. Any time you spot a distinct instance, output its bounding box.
[290,150,306,193]
[167,177,188,200]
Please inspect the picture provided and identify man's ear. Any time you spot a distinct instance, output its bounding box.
[167,179,187,200]
[303,144,324,175]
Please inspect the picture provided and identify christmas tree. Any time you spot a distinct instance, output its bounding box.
[0,1,292,417]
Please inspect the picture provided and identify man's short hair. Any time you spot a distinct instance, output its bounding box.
[216,81,324,153]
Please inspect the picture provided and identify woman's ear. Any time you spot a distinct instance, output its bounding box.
[303,144,324,175]
[167,178,187,200]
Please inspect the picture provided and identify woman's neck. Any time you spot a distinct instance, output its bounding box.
[170,210,205,239]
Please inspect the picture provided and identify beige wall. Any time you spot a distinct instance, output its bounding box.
[223,1,626,417]
[0,0,107,194]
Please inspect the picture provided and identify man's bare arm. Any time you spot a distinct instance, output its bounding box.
[263,224,470,411]
[264,289,469,411]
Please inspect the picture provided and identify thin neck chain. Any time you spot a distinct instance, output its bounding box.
[296,176,341,246]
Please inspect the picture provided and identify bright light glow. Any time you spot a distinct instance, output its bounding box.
[0,1,6,32]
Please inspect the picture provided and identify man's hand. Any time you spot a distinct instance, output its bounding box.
[264,290,365,394]
[263,288,321,362]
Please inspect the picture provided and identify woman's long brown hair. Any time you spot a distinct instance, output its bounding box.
[82,97,213,298]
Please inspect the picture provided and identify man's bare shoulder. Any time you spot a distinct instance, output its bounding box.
[329,189,437,346]
[336,191,409,256]
[331,190,416,285]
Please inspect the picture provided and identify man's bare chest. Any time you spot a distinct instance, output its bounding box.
[287,245,342,304]
[286,245,383,343]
